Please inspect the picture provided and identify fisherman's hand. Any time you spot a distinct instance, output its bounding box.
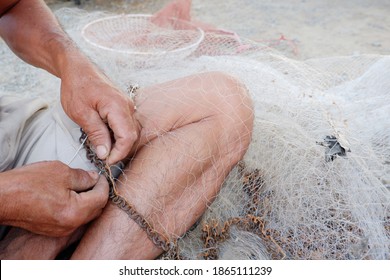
[0,161,109,237]
[60,62,140,164]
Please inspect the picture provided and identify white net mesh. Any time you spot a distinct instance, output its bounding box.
[1,7,389,259]
[81,14,204,67]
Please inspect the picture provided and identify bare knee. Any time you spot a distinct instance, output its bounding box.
[134,71,253,161]
[204,71,254,162]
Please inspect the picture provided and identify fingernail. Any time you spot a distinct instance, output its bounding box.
[96,145,108,159]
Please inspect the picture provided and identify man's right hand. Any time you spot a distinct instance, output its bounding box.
[0,161,109,237]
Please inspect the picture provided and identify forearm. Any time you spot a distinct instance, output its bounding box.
[0,0,90,78]
[0,170,19,225]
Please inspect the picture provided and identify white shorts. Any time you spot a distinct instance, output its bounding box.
[0,95,95,171]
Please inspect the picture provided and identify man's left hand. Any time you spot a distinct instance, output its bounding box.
[60,63,140,164]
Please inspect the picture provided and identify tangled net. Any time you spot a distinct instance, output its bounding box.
[0,5,389,259]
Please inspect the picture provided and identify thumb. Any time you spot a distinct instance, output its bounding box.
[83,112,111,160]
[80,175,110,210]
[69,168,100,193]
[76,175,110,224]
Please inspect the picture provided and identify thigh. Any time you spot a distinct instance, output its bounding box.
[132,71,252,151]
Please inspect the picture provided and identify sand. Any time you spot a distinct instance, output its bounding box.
[46,0,390,60]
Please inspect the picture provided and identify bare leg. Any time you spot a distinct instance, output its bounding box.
[72,72,254,259]
[0,71,253,260]
[0,226,84,259]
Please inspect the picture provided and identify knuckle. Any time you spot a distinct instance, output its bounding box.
[124,130,138,143]
[65,166,77,183]
[87,131,110,150]
[85,120,106,135]
[64,103,92,124]
[70,106,87,119]
[97,94,120,114]
[60,207,81,230]
[74,169,89,186]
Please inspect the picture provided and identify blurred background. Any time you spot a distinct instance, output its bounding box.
[45,0,390,60]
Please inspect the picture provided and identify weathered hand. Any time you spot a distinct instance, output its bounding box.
[0,0,139,164]
[60,63,140,164]
[0,161,109,237]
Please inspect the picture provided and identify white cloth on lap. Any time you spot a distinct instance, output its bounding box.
[0,95,95,171]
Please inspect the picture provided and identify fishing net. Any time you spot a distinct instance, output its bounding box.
[1,2,389,260]
[81,14,204,67]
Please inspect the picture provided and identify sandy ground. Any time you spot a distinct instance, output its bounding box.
[46,0,390,60]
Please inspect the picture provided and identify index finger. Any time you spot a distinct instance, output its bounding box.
[105,101,140,164]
